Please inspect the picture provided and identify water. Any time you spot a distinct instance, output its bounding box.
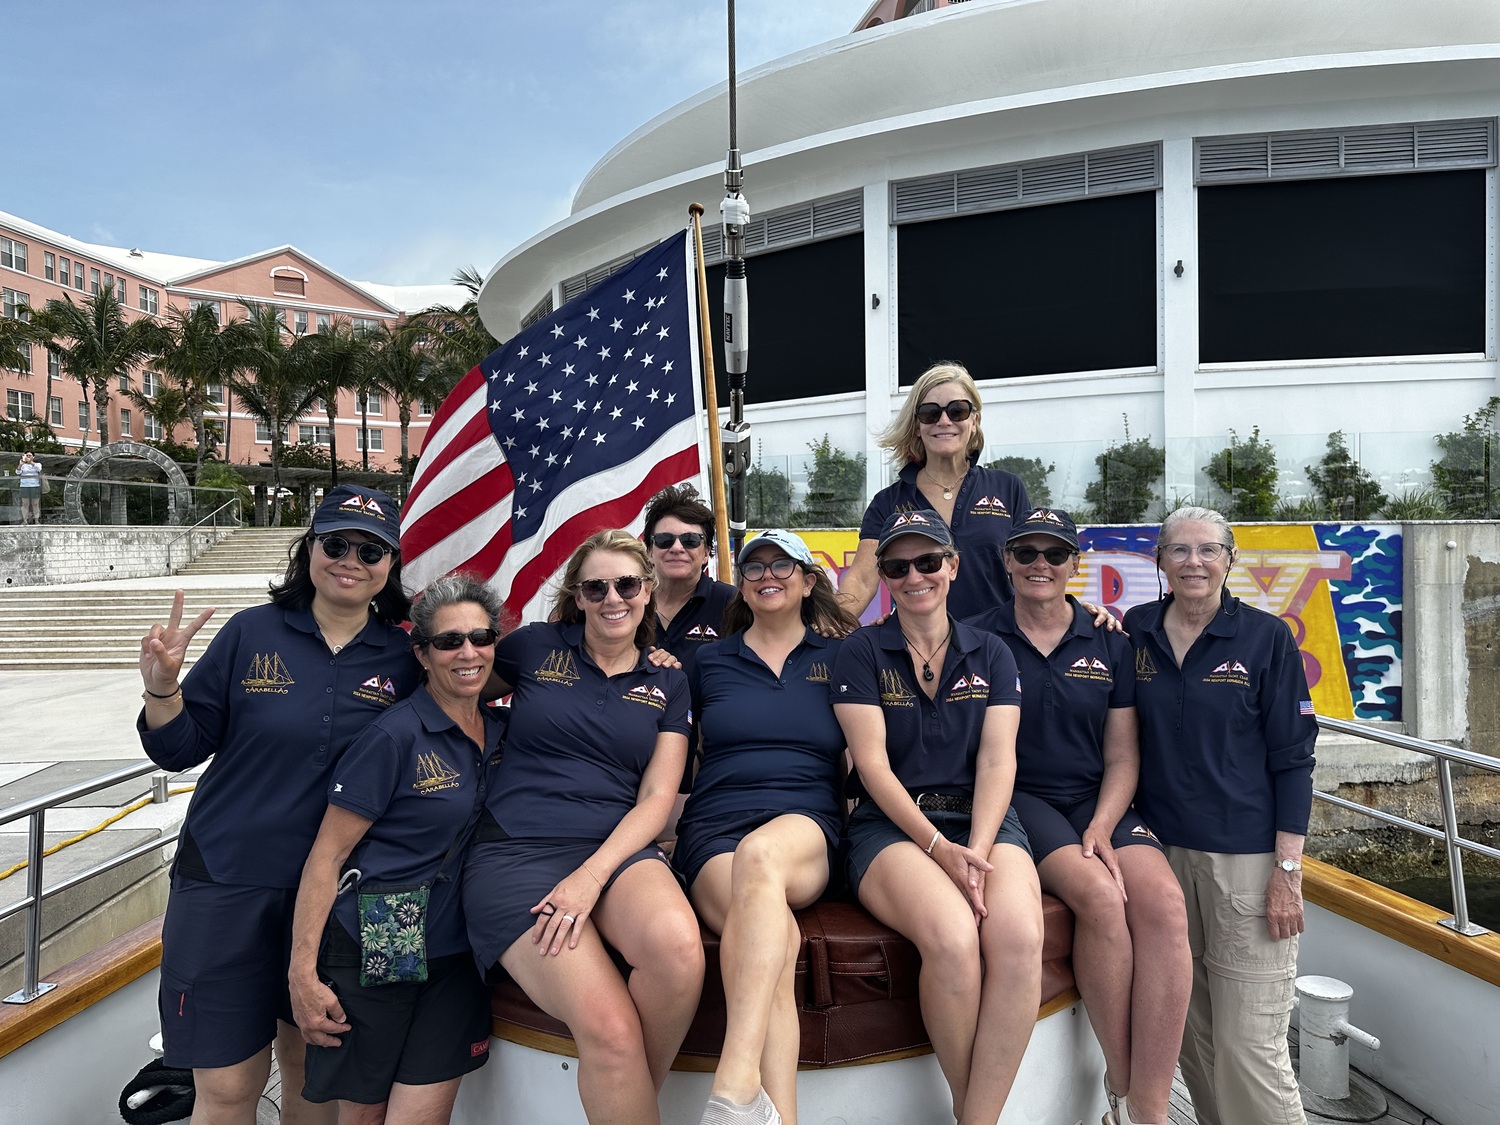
[1381,875,1500,933]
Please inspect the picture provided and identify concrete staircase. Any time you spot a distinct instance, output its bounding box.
[176,527,304,574]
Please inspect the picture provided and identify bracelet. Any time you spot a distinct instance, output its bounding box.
[925,830,942,856]
[142,685,182,701]
[582,865,602,886]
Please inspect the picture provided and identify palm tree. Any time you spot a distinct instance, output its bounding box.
[154,303,237,471]
[28,289,165,448]
[301,318,369,487]
[407,265,500,388]
[124,383,193,446]
[224,303,322,525]
[0,314,34,373]
[365,322,436,490]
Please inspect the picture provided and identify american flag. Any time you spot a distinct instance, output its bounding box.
[399,229,704,621]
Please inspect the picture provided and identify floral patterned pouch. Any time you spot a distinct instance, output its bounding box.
[356,883,430,986]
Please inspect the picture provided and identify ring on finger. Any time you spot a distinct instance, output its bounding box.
[562,914,576,924]
[541,902,557,916]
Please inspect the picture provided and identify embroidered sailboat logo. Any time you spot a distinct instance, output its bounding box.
[242,653,294,694]
[414,752,461,793]
[879,668,917,706]
[1135,648,1159,681]
[537,649,581,684]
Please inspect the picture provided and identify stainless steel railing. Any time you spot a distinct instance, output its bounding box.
[1315,715,1500,937]
[165,496,244,572]
[0,761,182,1004]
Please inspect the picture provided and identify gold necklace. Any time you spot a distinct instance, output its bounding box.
[921,465,966,501]
[901,623,952,683]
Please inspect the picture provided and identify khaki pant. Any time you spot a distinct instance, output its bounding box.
[1167,847,1306,1125]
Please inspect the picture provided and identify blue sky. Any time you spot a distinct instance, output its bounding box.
[5,1,867,285]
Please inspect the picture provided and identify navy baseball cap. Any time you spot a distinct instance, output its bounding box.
[737,529,815,568]
[312,485,402,549]
[1006,507,1079,550]
[876,508,955,556]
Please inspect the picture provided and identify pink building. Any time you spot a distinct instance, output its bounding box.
[0,207,464,470]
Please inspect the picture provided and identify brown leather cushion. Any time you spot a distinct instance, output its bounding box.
[491,893,1077,1068]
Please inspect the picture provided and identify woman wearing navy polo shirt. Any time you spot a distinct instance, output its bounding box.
[289,574,504,1122]
[833,508,1043,1125]
[1124,507,1316,1125]
[673,529,859,1125]
[968,508,1190,1125]
[139,485,419,1125]
[463,529,705,1125]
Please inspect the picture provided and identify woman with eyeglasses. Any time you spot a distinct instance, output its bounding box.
[138,484,420,1125]
[462,529,705,1125]
[1122,507,1317,1125]
[289,574,505,1123]
[965,509,1190,1125]
[832,507,1043,1125]
[672,530,859,1125]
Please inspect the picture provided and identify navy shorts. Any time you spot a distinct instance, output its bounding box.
[845,803,1031,896]
[158,874,297,1070]
[463,838,669,969]
[673,807,841,890]
[302,923,491,1104]
[1009,791,1165,862]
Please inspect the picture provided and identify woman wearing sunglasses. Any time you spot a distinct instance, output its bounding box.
[463,529,705,1125]
[832,507,1043,1125]
[672,530,859,1125]
[643,484,738,675]
[965,509,1191,1125]
[289,574,505,1123]
[138,485,420,1125]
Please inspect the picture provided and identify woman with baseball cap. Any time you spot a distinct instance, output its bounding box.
[832,508,1043,1125]
[138,485,419,1125]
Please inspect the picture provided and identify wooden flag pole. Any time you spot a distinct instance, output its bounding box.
[688,203,733,584]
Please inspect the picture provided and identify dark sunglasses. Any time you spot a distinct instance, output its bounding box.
[1007,545,1077,566]
[426,628,498,651]
[740,557,800,581]
[575,575,647,603]
[876,551,953,580]
[914,399,976,425]
[317,534,396,565]
[650,531,705,550]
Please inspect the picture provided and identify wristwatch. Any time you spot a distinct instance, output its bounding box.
[1277,858,1302,873]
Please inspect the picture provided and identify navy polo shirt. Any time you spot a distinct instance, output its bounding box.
[138,603,421,888]
[656,572,739,679]
[832,615,1021,797]
[1123,592,1317,854]
[486,620,691,839]
[965,597,1135,805]
[860,463,1029,619]
[328,686,505,957]
[678,628,845,828]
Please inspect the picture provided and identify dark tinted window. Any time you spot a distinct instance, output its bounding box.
[705,234,865,403]
[896,191,1157,384]
[1199,170,1485,362]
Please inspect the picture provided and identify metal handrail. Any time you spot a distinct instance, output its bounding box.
[1315,715,1498,937]
[165,496,242,572]
[1,760,184,1004]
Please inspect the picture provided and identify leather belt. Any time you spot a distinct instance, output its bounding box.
[912,792,972,814]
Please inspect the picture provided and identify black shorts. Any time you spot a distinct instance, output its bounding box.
[158,874,297,1070]
[302,923,491,1105]
[844,803,1031,896]
[1009,791,1165,862]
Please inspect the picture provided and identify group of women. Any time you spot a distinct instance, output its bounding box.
[139,359,1316,1125]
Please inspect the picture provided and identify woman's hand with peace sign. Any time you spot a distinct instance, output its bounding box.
[139,589,215,700]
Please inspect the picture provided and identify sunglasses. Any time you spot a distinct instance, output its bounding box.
[575,575,648,603]
[914,400,976,425]
[740,557,801,581]
[427,628,498,651]
[650,531,705,550]
[318,534,396,566]
[1007,545,1077,566]
[876,551,953,580]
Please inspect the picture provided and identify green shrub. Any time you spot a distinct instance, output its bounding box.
[984,454,1054,507]
[793,436,865,528]
[745,459,794,528]
[1305,431,1386,521]
[194,462,252,518]
[1381,486,1448,520]
[0,417,64,453]
[1083,417,1163,523]
[1204,426,1280,520]
[1431,396,1500,518]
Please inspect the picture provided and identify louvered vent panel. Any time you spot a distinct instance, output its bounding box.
[811,194,864,235]
[956,166,1020,212]
[1019,155,1087,201]
[893,175,959,220]
[1342,127,1416,170]
[1269,133,1342,176]
[699,226,724,263]
[520,292,554,328]
[1087,146,1160,192]
[1417,119,1496,167]
[1197,137,1270,181]
[766,209,813,245]
[742,217,770,254]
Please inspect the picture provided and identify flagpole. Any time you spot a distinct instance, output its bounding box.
[689,203,734,583]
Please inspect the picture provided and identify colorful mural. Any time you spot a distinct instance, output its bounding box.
[789,524,1403,722]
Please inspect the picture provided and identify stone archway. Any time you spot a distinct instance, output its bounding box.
[63,441,194,525]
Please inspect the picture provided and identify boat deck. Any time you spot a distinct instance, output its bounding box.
[256,1024,1443,1124]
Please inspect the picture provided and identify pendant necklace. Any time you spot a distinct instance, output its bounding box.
[922,466,966,502]
[902,624,952,682]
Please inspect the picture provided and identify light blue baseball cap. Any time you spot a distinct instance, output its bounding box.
[736,529,815,568]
